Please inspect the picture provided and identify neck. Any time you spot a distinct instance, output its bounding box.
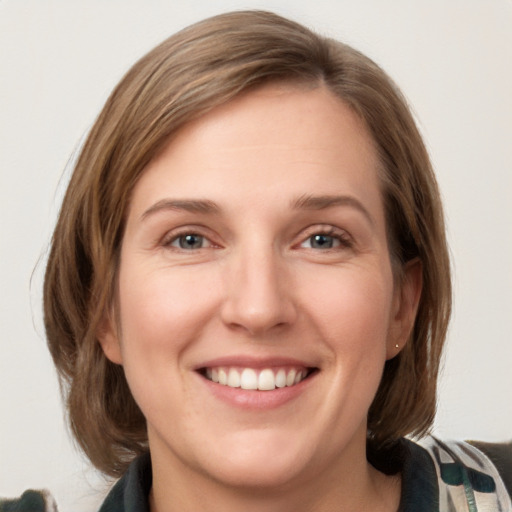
[148,441,401,512]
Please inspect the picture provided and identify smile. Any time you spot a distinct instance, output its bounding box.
[202,366,313,391]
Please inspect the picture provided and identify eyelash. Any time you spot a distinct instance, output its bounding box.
[162,229,214,251]
[297,226,353,251]
[160,226,353,252]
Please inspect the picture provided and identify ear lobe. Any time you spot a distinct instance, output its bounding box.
[96,313,123,365]
[386,258,423,359]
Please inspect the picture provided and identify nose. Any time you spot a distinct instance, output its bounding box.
[220,247,297,337]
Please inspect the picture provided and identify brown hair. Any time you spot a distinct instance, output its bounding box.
[44,10,451,477]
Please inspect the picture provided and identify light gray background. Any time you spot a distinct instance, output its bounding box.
[1,1,511,511]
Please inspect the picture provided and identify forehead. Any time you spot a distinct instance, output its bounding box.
[129,84,383,220]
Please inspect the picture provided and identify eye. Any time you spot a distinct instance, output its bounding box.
[168,233,210,250]
[299,228,352,250]
[304,234,339,249]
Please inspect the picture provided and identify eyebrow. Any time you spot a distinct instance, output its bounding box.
[140,194,375,225]
[292,194,375,226]
[141,199,220,220]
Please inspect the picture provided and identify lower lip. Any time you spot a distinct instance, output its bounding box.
[197,372,316,410]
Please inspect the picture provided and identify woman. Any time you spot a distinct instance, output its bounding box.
[43,10,511,512]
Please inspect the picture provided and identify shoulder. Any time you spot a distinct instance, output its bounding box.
[0,490,57,512]
[468,440,512,497]
[0,454,152,512]
[415,436,512,511]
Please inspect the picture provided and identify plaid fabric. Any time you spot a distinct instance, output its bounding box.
[419,437,512,511]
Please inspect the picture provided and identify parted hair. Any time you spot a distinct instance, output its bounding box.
[44,10,451,477]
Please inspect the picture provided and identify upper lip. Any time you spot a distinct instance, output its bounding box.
[194,355,317,371]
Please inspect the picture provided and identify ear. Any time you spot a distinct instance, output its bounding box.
[96,311,124,365]
[386,258,423,359]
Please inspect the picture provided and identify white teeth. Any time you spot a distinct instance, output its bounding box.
[204,366,309,391]
[227,368,240,388]
[286,369,297,387]
[275,369,286,388]
[240,368,258,390]
[258,369,276,390]
[218,368,227,385]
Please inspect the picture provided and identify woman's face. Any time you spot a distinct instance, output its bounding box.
[100,84,416,490]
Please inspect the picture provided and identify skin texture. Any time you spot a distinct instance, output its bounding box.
[99,84,421,512]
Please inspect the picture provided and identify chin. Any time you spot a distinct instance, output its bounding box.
[197,430,317,490]
[206,455,307,491]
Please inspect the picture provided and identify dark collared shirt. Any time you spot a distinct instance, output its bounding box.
[97,438,512,512]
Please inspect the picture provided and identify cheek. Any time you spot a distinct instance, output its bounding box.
[303,265,394,357]
[116,262,221,366]
[293,265,395,440]
[114,263,222,422]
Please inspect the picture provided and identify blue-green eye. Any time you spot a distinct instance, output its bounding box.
[171,234,205,250]
[299,230,352,250]
[307,234,338,249]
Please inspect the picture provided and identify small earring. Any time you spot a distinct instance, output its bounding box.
[395,344,399,349]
